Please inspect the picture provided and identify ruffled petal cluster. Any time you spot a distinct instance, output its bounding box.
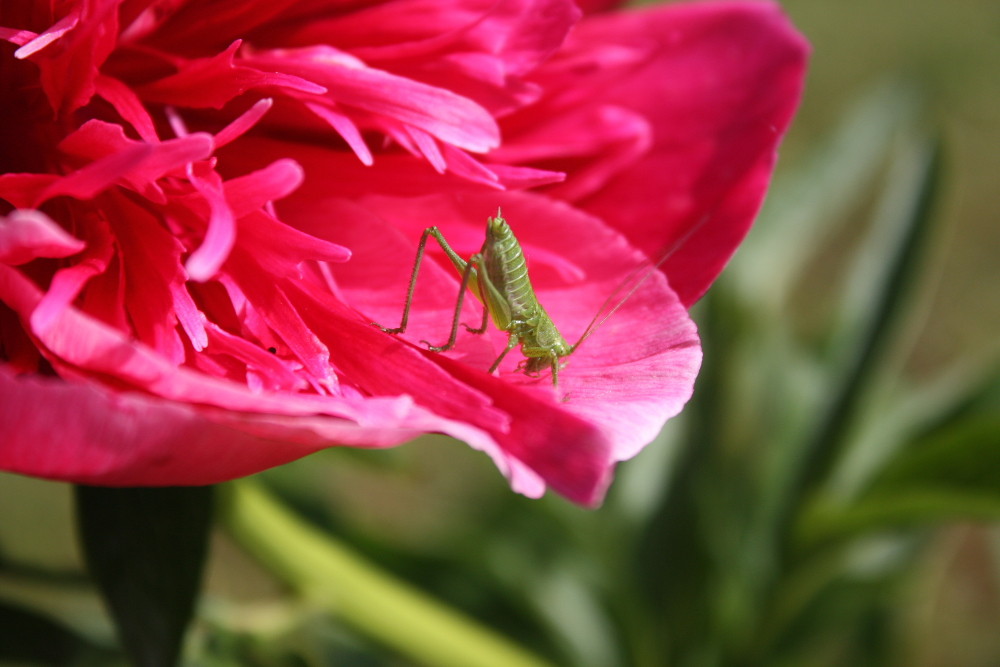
[0,0,807,505]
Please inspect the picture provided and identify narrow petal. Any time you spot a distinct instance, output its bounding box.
[30,225,114,335]
[95,74,159,142]
[0,209,85,265]
[137,41,327,109]
[247,45,501,153]
[213,98,274,149]
[303,101,374,166]
[184,164,237,281]
[12,11,79,58]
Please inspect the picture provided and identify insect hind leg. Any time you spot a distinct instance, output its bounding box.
[424,252,483,352]
[373,227,445,335]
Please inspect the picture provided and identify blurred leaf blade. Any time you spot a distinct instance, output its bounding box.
[75,485,213,667]
[0,598,88,664]
[733,83,918,310]
[829,357,1000,500]
[781,136,944,538]
[221,480,556,667]
[803,412,1000,544]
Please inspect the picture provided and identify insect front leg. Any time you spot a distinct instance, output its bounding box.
[488,332,520,374]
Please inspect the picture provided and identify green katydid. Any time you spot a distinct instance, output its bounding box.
[374,209,696,386]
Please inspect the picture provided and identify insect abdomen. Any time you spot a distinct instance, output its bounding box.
[484,216,541,320]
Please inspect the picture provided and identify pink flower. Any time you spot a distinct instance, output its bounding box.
[0,1,807,506]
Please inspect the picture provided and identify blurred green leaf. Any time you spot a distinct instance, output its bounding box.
[801,362,1000,547]
[781,136,943,536]
[732,83,917,311]
[0,598,87,664]
[76,485,213,667]
[827,359,1000,500]
[804,414,1000,544]
[221,480,556,667]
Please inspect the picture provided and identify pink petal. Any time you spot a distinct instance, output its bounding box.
[37,142,153,205]
[221,159,304,217]
[282,0,580,80]
[301,191,700,505]
[406,126,447,173]
[559,2,809,306]
[0,174,57,210]
[223,250,335,387]
[496,104,652,200]
[303,101,373,166]
[0,209,85,266]
[30,225,113,335]
[44,126,214,204]
[104,194,204,360]
[247,45,500,153]
[213,98,274,149]
[0,363,502,486]
[0,27,39,47]
[184,164,237,282]
[13,10,79,59]
[94,74,159,143]
[31,2,119,114]
[0,263,500,433]
[137,41,327,109]
[482,163,566,190]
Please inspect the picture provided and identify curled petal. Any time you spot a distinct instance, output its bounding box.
[185,164,237,281]
[247,45,501,153]
[0,209,85,266]
[137,40,327,109]
[503,1,809,306]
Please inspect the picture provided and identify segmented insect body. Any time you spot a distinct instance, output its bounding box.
[376,208,707,386]
[478,216,572,380]
[375,211,573,385]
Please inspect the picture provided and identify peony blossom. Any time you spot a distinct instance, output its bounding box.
[0,0,807,506]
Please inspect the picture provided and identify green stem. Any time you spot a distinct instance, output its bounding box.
[220,480,555,667]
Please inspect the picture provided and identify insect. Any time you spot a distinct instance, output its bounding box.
[375,209,697,386]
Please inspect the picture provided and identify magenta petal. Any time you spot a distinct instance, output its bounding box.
[303,102,374,166]
[222,159,304,217]
[513,1,808,306]
[248,45,501,153]
[0,174,58,209]
[438,358,615,506]
[213,98,274,149]
[94,74,159,143]
[106,194,203,360]
[138,41,327,109]
[30,229,113,335]
[0,27,39,48]
[316,191,700,505]
[0,363,501,486]
[0,365,323,485]
[580,2,808,305]
[0,209,85,265]
[42,127,214,204]
[37,142,153,204]
[1,0,804,505]
[185,165,237,282]
[13,10,79,59]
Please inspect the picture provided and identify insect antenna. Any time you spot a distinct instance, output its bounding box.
[569,213,711,352]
